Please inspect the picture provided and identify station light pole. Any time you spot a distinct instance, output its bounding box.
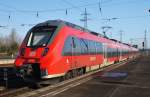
[144,29,148,55]
[144,30,147,50]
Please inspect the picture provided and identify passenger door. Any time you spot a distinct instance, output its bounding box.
[71,37,76,69]
[117,48,119,61]
[101,43,107,67]
[119,49,122,61]
[71,37,81,69]
[62,36,76,69]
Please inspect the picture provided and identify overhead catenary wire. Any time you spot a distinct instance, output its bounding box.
[62,0,83,12]
[0,0,140,14]
[0,14,149,28]
[61,0,83,15]
[0,0,144,23]
[99,15,149,22]
[0,0,143,22]
[0,0,148,27]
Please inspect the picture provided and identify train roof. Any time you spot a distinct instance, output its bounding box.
[35,19,104,37]
[34,19,137,49]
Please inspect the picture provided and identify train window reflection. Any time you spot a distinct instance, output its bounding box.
[28,32,51,46]
[27,26,56,47]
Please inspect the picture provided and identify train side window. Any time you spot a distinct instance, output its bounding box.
[80,39,88,54]
[112,48,115,57]
[107,48,111,57]
[91,40,96,54]
[85,39,89,54]
[123,49,125,55]
[116,49,118,56]
[115,48,118,57]
[96,42,103,54]
[88,40,93,54]
[92,41,96,54]
[63,36,72,56]
[72,37,81,55]
[87,40,90,54]
[89,41,92,54]
[112,48,117,57]
[109,48,112,57]
[119,49,121,56]
[72,37,76,48]
[122,49,124,55]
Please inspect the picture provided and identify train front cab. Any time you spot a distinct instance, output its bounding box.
[15,22,64,80]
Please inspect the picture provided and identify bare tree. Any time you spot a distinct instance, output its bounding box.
[0,28,20,56]
[8,28,19,55]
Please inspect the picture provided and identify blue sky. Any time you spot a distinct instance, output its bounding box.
[0,0,150,48]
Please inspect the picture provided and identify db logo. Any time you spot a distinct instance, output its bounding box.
[29,51,36,56]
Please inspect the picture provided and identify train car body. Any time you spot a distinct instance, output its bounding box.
[15,20,138,80]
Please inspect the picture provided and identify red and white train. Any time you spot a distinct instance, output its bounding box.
[15,20,138,80]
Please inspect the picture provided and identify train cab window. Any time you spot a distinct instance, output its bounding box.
[28,32,50,46]
[27,26,56,47]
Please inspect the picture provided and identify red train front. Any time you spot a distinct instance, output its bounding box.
[15,20,139,81]
[15,20,68,80]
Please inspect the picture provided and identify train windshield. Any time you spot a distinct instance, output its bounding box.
[27,26,57,47]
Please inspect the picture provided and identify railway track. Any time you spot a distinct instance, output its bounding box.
[0,76,29,97]
[17,58,136,97]
[0,57,138,97]
[0,64,27,97]
[0,63,14,68]
[0,87,32,97]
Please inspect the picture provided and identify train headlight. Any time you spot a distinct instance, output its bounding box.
[42,48,49,56]
[20,48,25,56]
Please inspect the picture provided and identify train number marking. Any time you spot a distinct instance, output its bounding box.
[90,57,96,61]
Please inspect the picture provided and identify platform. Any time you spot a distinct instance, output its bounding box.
[0,59,14,64]
[51,55,150,97]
